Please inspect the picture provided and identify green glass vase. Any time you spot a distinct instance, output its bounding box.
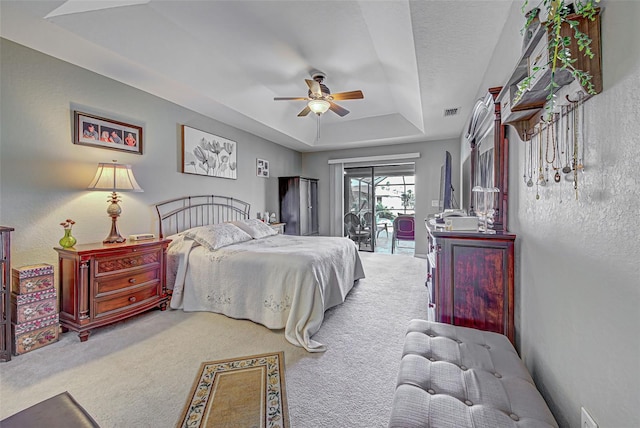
[59,229,77,248]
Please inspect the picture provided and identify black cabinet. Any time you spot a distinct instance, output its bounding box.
[1,226,14,362]
[278,177,318,236]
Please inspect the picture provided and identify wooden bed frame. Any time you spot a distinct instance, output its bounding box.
[155,195,250,238]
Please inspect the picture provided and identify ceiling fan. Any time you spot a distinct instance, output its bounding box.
[274,72,364,117]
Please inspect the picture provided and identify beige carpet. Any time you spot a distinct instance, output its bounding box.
[0,252,429,427]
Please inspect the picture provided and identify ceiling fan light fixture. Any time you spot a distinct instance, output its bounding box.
[308,99,330,115]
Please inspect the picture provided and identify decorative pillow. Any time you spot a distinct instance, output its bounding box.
[231,219,278,239]
[184,223,252,251]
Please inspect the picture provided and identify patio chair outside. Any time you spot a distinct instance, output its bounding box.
[363,211,390,237]
[392,215,415,253]
[344,212,371,245]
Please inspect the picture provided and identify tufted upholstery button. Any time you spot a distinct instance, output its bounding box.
[464,400,473,406]
[428,357,436,362]
[460,365,467,371]
[494,372,502,378]
[484,344,491,349]
[427,389,435,395]
[510,413,520,421]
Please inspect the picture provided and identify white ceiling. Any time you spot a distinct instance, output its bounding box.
[0,0,514,152]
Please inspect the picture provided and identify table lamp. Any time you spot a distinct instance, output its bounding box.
[87,160,143,243]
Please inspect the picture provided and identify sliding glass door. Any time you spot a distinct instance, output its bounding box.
[344,167,375,251]
[344,164,416,253]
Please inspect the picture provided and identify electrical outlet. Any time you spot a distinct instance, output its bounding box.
[581,407,598,428]
[432,200,439,207]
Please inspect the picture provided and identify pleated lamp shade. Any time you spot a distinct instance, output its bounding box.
[87,162,143,192]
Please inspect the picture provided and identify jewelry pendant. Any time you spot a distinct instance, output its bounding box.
[554,171,561,183]
[538,173,546,187]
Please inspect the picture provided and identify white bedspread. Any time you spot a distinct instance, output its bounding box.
[166,234,365,352]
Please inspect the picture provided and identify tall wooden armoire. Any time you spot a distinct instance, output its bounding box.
[278,177,318,236]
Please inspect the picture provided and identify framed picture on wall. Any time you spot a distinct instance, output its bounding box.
[74,111,143,154]
[181,125,237,179]
[257,158,269,178]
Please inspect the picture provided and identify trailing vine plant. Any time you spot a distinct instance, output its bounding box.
[515,0,600,118]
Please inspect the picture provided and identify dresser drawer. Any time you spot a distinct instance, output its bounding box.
[94,283,160,317]
[94,248,161,277]
[95,267,160,296]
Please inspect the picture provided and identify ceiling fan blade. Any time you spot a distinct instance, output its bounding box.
[329,101,349,117]
[305,79,322,97]
[331,90,364,101]
[274,97,309,101]
[297,106,311,117]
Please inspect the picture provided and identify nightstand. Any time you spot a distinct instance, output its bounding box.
[269,223,286,234]
[54,239,171,342]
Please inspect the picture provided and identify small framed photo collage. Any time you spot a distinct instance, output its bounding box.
[256,158,269,178]
[74,111,143,154]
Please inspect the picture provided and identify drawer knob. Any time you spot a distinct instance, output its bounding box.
[129,278,137,284]
[129,296,137,303]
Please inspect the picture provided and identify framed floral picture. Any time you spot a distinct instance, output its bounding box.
[74,111,143,154]
[257,158,269,178]
[181,125,237,179]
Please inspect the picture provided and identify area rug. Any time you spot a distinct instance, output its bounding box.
[177,352,289,428]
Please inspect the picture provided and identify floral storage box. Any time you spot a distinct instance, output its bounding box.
[11,263,54,295]
[11,289,58,324]
[12,313,59,355]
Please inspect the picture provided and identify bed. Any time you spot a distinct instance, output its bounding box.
[155,195,365,352]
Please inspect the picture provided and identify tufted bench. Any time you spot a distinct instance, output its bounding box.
[389,320,558,428]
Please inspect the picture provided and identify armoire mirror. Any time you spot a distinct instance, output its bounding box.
[466,87,508,233]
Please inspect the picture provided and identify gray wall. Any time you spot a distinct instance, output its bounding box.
[0,39,302,268]
[302,139,461,257]
[480,2,640,427]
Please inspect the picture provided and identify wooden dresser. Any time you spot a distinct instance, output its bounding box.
[426,220,515,343]
[55,239,170,341]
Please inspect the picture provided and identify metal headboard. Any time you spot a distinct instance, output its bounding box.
[155,195,251,238]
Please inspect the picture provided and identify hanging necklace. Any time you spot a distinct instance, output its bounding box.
[536,123,544,200]
[527,131,534,187]
[545,115,559,182]
[578,92,585,173]
[544,120,549,183]
[562,105,572,174]
[538,121,547,187]
[545,118,554,164]
[572,97,579,198]
[523,131,528,184]
[553,114,561,182]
